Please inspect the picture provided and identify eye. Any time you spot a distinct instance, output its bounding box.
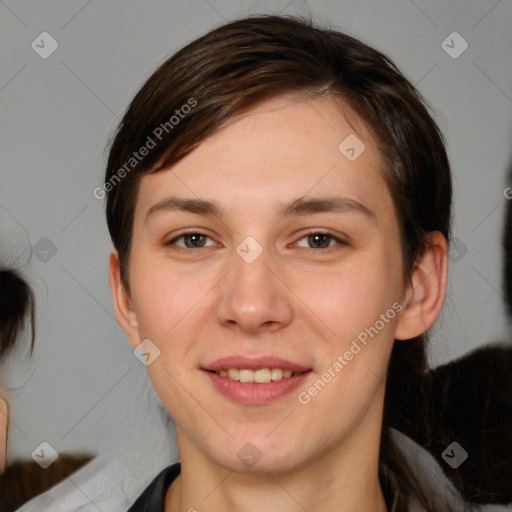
[295,232,348,249]
[164,232,217,249]
[163,231,348,251]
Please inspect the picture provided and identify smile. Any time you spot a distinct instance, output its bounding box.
[213,368,303,383]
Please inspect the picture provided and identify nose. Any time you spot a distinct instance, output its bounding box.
[215,244,294,334]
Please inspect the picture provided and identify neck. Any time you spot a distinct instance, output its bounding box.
[168,470,387,512]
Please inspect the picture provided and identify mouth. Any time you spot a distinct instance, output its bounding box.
[206,367,306,383]
[201,356,313,404]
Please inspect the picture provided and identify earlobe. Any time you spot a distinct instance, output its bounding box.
[109,250,140,349]
[394,232,448,341]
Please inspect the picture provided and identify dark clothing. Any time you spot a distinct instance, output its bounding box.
[127,462,181,512]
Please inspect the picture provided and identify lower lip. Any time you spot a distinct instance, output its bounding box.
[203,370,312,405]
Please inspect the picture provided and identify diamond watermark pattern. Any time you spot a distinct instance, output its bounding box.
[441,441,468,469]
[134,338,161,366]
[237,442,262,468]
[338,134,365,161]
[441,32,468,59]
[31,32,59,59]
[236,236,263,264]
[31,441,58,469]
[448,237,468,263]
[32,237,58,263]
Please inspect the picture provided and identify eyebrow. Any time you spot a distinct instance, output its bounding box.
[145,195,376,223]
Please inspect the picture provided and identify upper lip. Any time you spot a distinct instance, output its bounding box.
[203,356,311,373]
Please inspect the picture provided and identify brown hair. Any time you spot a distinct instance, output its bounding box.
[104,15,452,511]
[0,269,35,359]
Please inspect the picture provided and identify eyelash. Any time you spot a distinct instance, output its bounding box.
[163,230,349,251]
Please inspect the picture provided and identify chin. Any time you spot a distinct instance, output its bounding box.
[219,451,304,475]
[209,433,306,475]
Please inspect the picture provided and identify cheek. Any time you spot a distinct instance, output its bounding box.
[289,250,402,397]
[128,255,220,391]
[130,254,204,341]
[295,256,399,338]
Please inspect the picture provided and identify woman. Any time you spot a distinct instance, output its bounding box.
[104,14,498,512]
[0,268,93,511]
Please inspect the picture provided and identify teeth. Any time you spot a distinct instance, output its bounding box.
[270,368,283,381]
[254,368,271,383]
[239,369,253,383]
[215,367,299,383]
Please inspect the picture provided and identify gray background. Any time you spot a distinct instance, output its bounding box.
[1,0,511,464]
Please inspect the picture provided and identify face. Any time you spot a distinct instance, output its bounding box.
[113,94,410,474]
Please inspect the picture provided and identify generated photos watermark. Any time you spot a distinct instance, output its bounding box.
[93,97,197,200]
[297,301,403,405]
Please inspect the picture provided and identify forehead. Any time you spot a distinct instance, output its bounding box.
[135,94,393,224]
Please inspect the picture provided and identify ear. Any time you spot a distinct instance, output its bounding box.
[394,231,448,340]
[109,250,140,350]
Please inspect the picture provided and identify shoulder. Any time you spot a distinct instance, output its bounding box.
[15,442,178,512]
[127,462,181,512]
[390,429,512,512]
